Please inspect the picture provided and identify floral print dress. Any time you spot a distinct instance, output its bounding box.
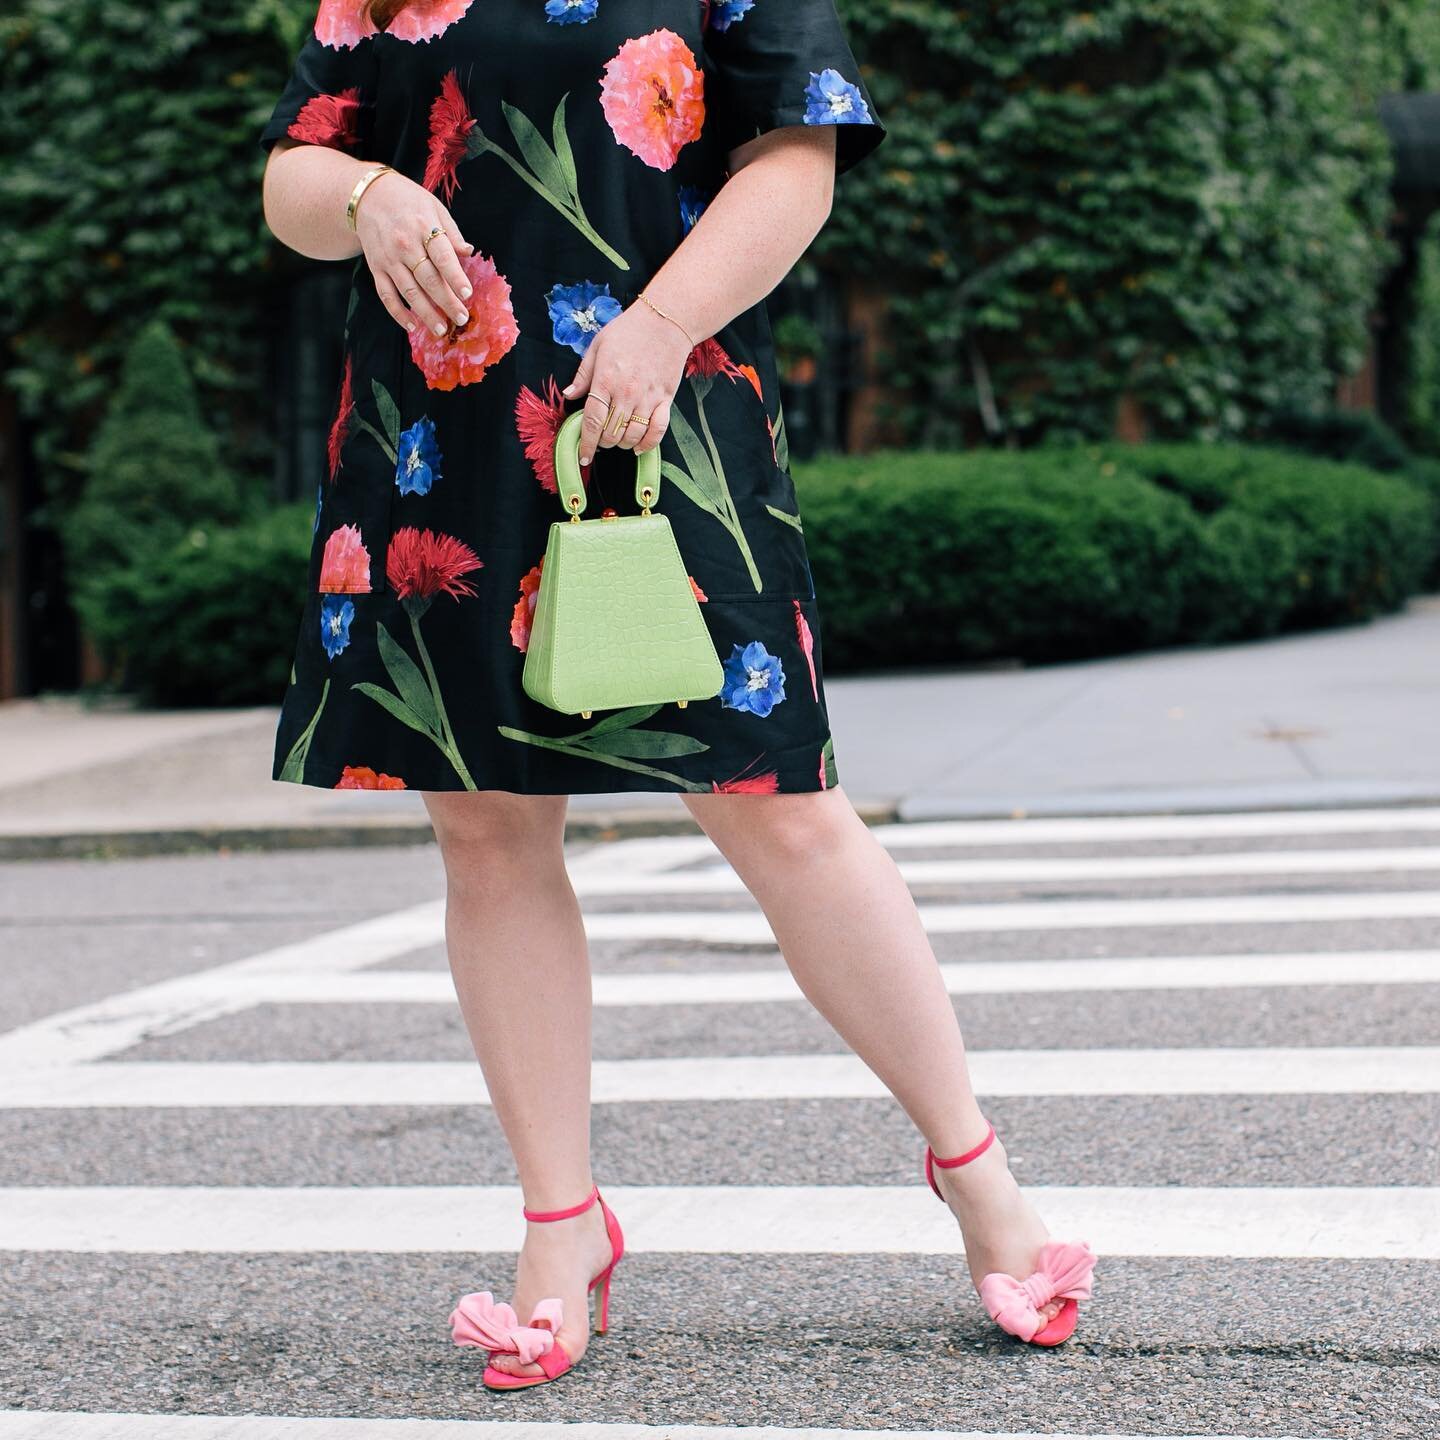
[260,0,885,795]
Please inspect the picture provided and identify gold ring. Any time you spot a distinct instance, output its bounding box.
[422,227,446,252]
[407,253,431,274]
[604,410,630,439]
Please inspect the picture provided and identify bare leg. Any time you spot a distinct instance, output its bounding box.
[424,791,615,1377]
[680,783,1064,1327]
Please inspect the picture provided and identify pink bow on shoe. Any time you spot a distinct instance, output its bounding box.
[978,1239,1096,1342]
[449,1291,563,1365]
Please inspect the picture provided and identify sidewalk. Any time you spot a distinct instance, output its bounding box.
[1,594,1437,857]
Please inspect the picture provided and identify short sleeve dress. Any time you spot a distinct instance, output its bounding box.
[259,0,885,796]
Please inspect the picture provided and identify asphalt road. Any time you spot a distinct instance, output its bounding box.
[1,806,1438,1439]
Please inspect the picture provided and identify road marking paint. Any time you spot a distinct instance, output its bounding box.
[4,1047,1436,1109]
[567,806,1440,877]
[0,902,443,1071]
[570,847,1440,895]
[0,1413,1306,1440]
[576,891,1440,942]
[211,949,1440,1007]
[1,1184,1433,1258]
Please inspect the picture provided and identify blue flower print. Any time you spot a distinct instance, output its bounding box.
[720,640,787,717]
[678,185,711,234]
[547,280,623,355]
[320,595,355,660]
[545,0,598,23]
[707,0,755,31]
[803,68,872,127]
[396,416,443,496]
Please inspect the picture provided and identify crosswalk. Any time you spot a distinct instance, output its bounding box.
[2,803,1438,1435]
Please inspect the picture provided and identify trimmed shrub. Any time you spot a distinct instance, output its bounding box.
[96,500,314,708]
[63,319,243,672]
[796,444,1436,670]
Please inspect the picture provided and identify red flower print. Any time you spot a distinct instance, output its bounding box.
[737,363,764,402]
[712,753,780,794]
[514,377,589,493]
[335,764,407,790]
[793,599,818,700]
[510,557,544,651]
[314,0,377,48]
[327,353,355,482]
[408,251,519,391]
[686,337,743,381]
[318,522,372,593]
[600,29,706,171]
[423,70,475,203]
[386,525,483,602]
[289,87,362,151]
[689,575,707,601]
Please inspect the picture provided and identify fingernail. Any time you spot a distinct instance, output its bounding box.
[406,321,416,332]
[580,453,592,465]
[562,383,575,396]
[433,322,446,335]
[454,312,468,324]
[460,286,472,299]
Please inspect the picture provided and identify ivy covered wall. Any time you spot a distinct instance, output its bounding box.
[825,0,1440,446]
[3,0,1440,505]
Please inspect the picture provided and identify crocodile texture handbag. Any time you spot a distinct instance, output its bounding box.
[521,410,725,718]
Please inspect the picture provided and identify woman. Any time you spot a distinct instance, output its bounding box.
[260,0,1095,1391]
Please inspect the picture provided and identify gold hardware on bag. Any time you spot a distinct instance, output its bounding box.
[676,699,688,708]
[580,710,591,719]
[640,486,654,518]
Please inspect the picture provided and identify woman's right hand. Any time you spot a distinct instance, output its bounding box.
[353,171,477,339]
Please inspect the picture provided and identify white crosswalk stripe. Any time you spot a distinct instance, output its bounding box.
[3,803,1437,1434]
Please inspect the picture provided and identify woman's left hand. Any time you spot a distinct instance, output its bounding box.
[562,302,695,464]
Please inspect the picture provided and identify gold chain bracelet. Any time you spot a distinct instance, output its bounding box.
[636,289,697,350]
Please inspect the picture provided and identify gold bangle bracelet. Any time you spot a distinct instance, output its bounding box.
[636,289,697,350]
[346,164,395,232]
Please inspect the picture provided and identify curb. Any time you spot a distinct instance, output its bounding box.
[0,800,904,861]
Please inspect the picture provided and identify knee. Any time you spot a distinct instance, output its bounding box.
[689,788,859,875]
[425,791,567,881]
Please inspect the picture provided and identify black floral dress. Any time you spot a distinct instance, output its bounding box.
[259,0,884,795]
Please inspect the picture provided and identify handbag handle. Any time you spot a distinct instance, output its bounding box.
[553,409,662,519]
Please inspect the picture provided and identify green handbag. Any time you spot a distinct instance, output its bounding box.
[522,410,725,718]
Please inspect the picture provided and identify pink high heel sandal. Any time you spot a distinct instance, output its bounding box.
[449,1182,625,1390]
[924,1120,1096,1347]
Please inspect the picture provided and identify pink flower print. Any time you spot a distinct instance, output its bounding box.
[599,29,706,171]
[408,251,520,391]
[318,522,372,594]
[314,0,377,48]
[386,0,476,43]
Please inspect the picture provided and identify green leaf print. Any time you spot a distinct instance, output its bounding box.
[665,392,762,592]
[773,395,791,472]
[278,676,329,783]
[376,621,439,735]
[354,380,400,467]
[498,707,712,790]
[582,728,710,759]
[765,504,803,531]
[356,619,477,790]
[822,735,839,789]
[351,682,434,739]
[464,94,629,271]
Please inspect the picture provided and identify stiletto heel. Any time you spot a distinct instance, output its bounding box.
[449,1181,625,1390]
[923,1119,1096,1348]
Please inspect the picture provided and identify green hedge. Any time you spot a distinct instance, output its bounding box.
[797,443,1437,670]
[97,500,313,708]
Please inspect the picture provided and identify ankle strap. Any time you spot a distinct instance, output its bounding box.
[523,1183,600,1223]
[931,1120,996,1169]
